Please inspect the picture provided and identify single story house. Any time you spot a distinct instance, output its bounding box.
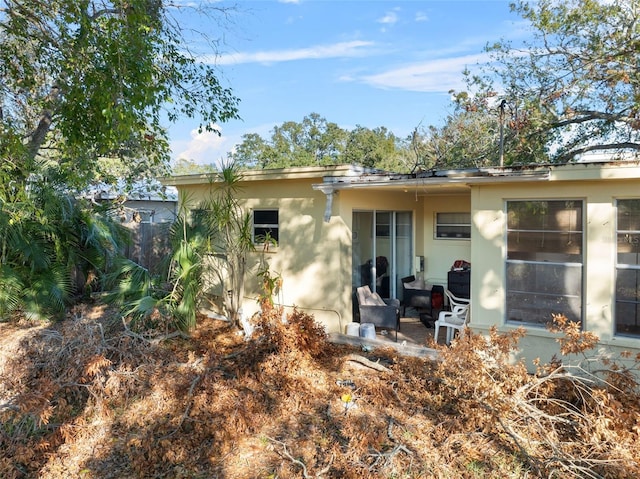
[84,181,178,272]
[84,181,178,224]
[165,160,640,368]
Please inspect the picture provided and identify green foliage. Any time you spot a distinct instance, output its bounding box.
[166,207,207,332]
[197,162,255,327]
[107,164,257,332]
[410,86,535,169]
[229,113,410,171]
[268,113,346,167]
[105,257,158,325]
[0,0,240,325]
[171,158,218,176]
[105,191,208,332]
[344,125,404,170]
[0,0,240,189]
[229,132,274,169]
[454,0,640,164]
[0,182,127,321]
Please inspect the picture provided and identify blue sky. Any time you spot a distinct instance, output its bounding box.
[170,0,529,165]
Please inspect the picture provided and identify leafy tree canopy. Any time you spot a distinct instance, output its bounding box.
[0,0,240,190]
[444,0,640,165]
[228,112,411,171]
[0,0,240,320]
[172,158,217,176]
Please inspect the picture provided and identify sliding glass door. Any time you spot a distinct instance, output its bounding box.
[352,211,413,300]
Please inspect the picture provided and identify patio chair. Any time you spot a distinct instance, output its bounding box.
[434,289,470,345]
[356,285,400,341]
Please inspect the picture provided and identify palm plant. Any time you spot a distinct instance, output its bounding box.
[165,196,207,331]
[106,190,207,332]
[106,163,255,333]
[197,163,255,329]
[0,179,128,321]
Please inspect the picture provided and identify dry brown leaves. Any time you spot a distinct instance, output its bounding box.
[0,306,639,479]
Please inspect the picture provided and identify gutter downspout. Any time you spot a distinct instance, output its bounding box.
[315,185,336,223]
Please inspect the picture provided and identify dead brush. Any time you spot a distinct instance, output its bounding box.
[251,302,332,359]
[0,306,157,478]
[2,303,640,479]
[429,317,640,478]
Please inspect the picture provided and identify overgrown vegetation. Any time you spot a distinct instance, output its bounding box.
[1,304,638,478]
[0,183,128,321]
[0,0,240,324]
[446,0,640,165]
[106,163,257,334]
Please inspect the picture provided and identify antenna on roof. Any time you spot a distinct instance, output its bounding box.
[499,99,507,167]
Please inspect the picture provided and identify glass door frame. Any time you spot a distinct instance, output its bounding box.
[352,210,413,300]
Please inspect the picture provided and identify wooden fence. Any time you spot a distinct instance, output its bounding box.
[122,222,173,275]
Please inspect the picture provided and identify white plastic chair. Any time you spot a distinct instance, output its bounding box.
[434,289,470,345]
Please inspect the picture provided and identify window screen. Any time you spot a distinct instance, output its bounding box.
[506,200,583,326]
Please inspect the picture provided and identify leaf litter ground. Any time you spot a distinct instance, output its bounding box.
[1,303,639,478]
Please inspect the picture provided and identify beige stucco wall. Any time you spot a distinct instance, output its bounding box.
[180,176,351,333]
[167,162,640,367]
[471,173,640,368]
[174,178,474,334]
[422,195,472,287]
[187,176,477,333]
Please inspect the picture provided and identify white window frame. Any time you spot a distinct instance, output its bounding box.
[435,212,471,239]
[252,209,279,245]
[505,199,583,327]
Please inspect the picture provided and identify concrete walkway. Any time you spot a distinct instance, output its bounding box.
[329,313,448,358]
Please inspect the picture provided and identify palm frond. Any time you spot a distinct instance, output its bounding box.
[0,265,25,320]
[20,265,72,320]
[104,257,155,305]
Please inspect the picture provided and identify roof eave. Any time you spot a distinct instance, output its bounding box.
[313,168,552,192]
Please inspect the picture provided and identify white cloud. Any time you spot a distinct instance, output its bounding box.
[212,40,375,65]
[415,11,428,22]
[171,122,279,167]
[173,125,230,165]
[359,53,491,93]
[378,11,399,26]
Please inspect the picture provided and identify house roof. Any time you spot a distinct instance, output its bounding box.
[84,179,178,202]
[311,159,640,196]
[314,165,549,196]
[163,164,383,187]
[162,159,640,196]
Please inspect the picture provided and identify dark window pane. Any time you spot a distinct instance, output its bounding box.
[437,226,471,238]
[376,224,390,237]
[253,209,279,243]
[508,200,582,231]
[615,298,640,336]
[616,269,640,302]
[506,200,583,326]
[507,262,582,296]
[507,231,582,260]
[507,291,581,325]
[254,226,278,242]
[436,212,471,239]
[616,267,640,336]
[617,233,640,264]
[616,200,640,337]
[617,199,640,231]
[254,210,278,224]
